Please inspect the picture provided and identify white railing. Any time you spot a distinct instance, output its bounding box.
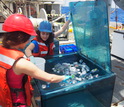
[0,0,13,18]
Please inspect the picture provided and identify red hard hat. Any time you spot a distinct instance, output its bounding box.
[2,13,37,36]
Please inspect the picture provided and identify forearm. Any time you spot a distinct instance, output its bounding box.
[32,69,65,83]
[62,20,70,31]
[25,48,33,57]
[48,74,65,83]
[54,20,70,38]
[25,43,35,57]
[30,69,65,83]
[14,59,64,83]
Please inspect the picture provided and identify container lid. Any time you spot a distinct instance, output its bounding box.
[69,1,111,72]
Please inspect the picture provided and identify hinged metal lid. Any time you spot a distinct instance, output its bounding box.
[69,0,111,72]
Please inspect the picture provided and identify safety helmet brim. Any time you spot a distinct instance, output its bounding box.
[38,28,52,33]
[3,24,37,36]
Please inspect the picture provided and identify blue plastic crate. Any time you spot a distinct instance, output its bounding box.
[60,44,78,53]
[67,44,78,52]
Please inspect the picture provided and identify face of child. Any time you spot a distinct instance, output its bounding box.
[40,32,50,41]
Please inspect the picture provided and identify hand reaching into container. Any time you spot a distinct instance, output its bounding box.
[63,75,72,82]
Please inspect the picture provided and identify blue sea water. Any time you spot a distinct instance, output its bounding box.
[61,6,70,15]
[61,6,70,20]
[61,6,124,24]
[110,8,124,23]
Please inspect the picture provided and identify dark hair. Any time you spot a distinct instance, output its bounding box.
[2,31,31,48]
[36,30,54,45]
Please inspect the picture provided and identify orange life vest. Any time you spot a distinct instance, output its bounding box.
[0,46,33,107]
[32,37,55,57]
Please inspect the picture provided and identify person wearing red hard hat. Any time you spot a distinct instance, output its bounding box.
[25,18,71,62]
[2,13,37,36]
[0,13,71,107]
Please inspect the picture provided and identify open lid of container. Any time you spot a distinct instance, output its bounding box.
[69,0,111,73]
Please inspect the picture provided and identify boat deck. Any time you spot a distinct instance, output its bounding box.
[1,32,124,106]
[111,55,124,107]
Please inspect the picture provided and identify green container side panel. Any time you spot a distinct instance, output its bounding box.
[69,0,111,73]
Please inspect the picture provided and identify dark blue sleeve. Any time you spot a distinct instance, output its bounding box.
[31,40,39,53]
